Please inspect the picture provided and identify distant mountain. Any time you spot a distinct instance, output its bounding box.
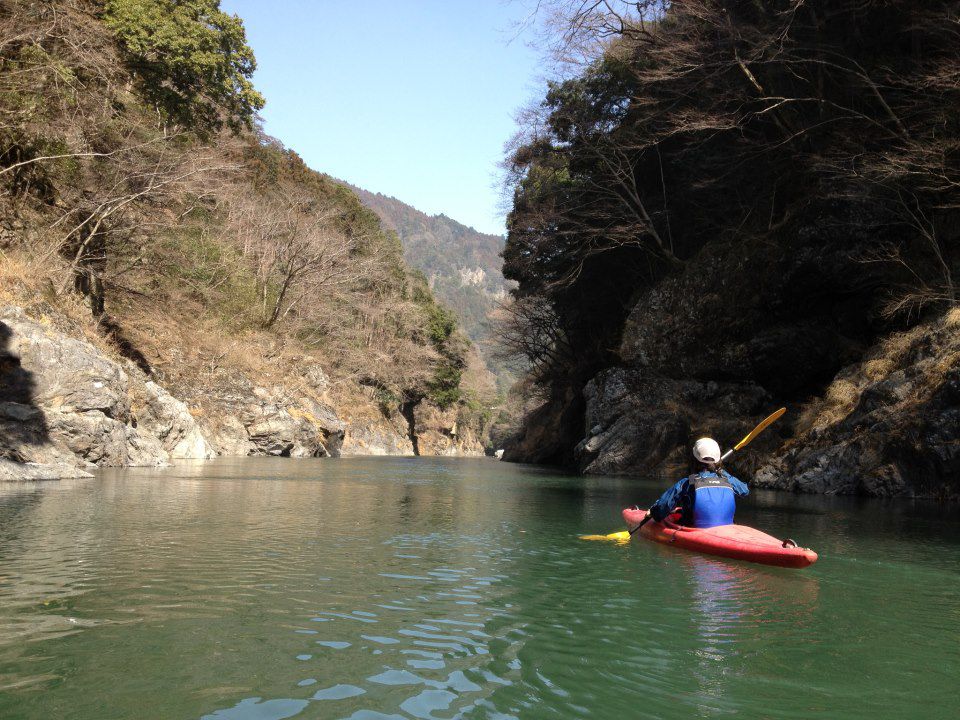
[344,183,507,316]
[341,183,510,344]
[340,182,515,394]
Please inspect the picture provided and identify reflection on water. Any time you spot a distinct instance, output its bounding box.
[0,457,958,720]
[686,555,821,717]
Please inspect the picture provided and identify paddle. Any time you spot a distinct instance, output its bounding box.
[579,407,787,542]
[719,406,786,463]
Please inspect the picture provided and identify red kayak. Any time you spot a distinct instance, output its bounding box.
[622,507,818,569]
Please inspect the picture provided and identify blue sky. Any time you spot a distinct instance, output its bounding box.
[220,1,545,236]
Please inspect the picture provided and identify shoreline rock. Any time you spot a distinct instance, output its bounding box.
[752,310,960,498]
[1,305,487,481]
[503,309,959,499]
[1,306,172,473]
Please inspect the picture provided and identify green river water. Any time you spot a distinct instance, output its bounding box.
[0,457,958,719]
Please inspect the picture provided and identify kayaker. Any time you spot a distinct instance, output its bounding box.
[648,438,749,528]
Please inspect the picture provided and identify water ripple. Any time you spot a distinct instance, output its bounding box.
[0,458,958,720]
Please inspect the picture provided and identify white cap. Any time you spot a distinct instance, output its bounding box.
[692,437,721,463]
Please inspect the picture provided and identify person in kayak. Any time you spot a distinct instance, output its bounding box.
[648,438,749,528]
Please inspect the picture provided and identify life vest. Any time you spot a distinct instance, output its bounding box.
[690,471,736,528]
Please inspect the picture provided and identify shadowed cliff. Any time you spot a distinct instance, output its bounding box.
[0,319,49,460]
[498,0,960,497]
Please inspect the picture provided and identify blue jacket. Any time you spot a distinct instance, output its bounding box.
[649,469,749,527]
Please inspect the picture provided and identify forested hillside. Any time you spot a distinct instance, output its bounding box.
[0,0,489,476]
[344,182,516,395]
[500,0,960,497]
[344,184,508,340]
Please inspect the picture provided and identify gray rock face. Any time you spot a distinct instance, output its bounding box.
[1,303,479,479]
[573,367,773,478]
[43,408,165,466]
[139,381,216,460]
[0,457,93,481]
[340,416,415,456]
[753,311,960,498]
[200,381,344,459]
[296,396,345,457]
[0,306,216,479]
[570,311,960,496]
[210,414,256,457]
[245,406,298,456]
[18,327,129,420]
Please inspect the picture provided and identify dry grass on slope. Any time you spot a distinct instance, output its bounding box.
[1,1,482,444]
[796,307,960,438]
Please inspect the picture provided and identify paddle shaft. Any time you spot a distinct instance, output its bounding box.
[629,514,652,535]
[720,407,786,462]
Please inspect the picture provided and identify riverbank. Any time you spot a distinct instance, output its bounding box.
[0,2,496,482]
[0,303,485,482]
[543,307,960,499]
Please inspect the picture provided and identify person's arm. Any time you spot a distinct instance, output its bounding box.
[649,477,689,521]
[726,473,749,496]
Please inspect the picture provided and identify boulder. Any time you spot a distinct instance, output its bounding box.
[139,381,216,459]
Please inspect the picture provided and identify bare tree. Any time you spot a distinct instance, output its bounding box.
[508,0,959,306]
[493,296,574,383]
[228,189,371,328]
[40,132,230,315]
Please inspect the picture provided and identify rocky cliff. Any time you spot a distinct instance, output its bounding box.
[549,306,960,499]
[0,304,483,481]
[1,306,211,480]
[503,214,959,498]
[499,1,959,498]
[0,0,489,480]
[754,310,960,498]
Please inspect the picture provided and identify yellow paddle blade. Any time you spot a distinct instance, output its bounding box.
[733,407,786,451]
[579,530,631,541]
